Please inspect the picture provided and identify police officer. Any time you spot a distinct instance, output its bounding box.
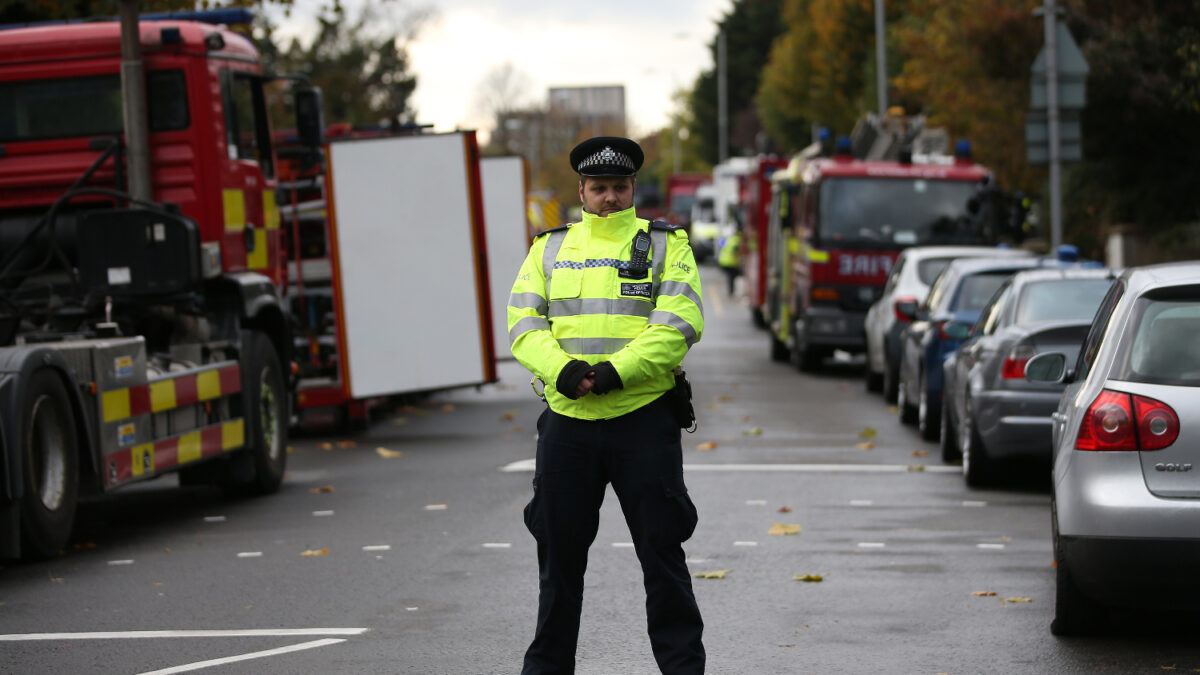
[508,136,706,674]
[716,227,742,297]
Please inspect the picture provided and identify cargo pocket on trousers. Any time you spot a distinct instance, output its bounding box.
[663,475,699,543]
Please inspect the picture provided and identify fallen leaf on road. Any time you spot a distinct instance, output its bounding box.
[73,542,97,550]
[718,395,734,402]
[441,404,456,412]
[286,445,296,454]
[499,411,517,422]
[391,417,408,426]
[907,465,926,472]
[692,570,729,579]
[855,442,875,450]
[402,405,430,416]
[337,440,356,448]
[48,574,65,584]
[859,427,877,439]
[768,523,802,536]
[911,450,930,457]
[695,441,718,451]
[153,582,163,587]
[300,548,330,557]
[742,427,763,436]
[376,447,404,459]
[777,506,793,513]
[705,403,722,410]
[793,574,824,582]
[741,415,752,423]
[318,442,333,451]
[309,485,335,494]
[1002,597,1033,603]
[887,406,899,414]
[972,591,998,597]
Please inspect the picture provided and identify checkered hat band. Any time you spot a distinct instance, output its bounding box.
[577,146,635,171]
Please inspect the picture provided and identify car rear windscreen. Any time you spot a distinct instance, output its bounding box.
[951,271,1011,311]
[1119,287,1200,386]
[1016,278,1113,324]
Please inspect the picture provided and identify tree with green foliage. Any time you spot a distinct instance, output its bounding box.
[257,1,425,129]
[688,0,786,164]
[1065,1,1200,243]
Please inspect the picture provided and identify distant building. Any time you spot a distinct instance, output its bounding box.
[547,85,626,136]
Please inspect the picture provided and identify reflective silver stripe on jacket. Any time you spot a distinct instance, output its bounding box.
[650,229,668,297]
[549,298,653,319]
[657,280,703,315]
[556,337,633,355]
[648,310,698,346]
[508,316,550,346]
[541,229,568,298]
[509,292,548,315]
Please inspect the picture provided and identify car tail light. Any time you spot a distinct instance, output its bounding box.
[1133,394,1180,451]
[1075,389,1179,451]
[1001,344,1038,379]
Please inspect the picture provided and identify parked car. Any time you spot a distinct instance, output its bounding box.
[1024,262,1200,635]
[940,267,1116,483]
[897,254,1087,440]
[864,246,1030,401]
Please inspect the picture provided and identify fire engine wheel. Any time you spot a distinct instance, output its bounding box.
[231,330,287,495]
[18,369,79,560]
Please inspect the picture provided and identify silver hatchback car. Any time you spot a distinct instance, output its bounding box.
[1025,262,1200,635]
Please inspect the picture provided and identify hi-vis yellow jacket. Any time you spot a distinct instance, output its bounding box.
[507,206,704,420]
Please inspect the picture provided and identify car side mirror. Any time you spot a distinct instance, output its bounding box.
[943,321,973,341]
[894,299,918,321]
[1024,352,1067,384]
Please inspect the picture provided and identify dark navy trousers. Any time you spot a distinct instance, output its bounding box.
[521,396,705,674]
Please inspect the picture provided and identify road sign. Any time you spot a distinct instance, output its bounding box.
[1031,20,1089,110]
[1025,111,1082,165]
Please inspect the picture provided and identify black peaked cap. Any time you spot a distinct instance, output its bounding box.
[570,136,644,177]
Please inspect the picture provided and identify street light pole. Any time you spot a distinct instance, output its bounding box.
[717,28,728,163]
[874,0,887,116]
[1043,0,1062,251]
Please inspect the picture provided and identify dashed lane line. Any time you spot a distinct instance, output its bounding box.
[501,459,958,473]
[138,638,346,675]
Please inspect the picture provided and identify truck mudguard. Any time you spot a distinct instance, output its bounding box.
[207,272,291,368]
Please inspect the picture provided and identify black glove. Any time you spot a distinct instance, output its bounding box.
[555,359,593,400]
[589,362,623,395]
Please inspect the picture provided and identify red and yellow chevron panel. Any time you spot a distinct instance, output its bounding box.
[106,418,245,487]
[102,365,241,424]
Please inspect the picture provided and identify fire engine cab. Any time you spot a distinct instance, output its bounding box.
[764,138,995,370]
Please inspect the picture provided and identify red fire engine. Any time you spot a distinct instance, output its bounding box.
[763,139,994,370]
[0,13,319,559]
[738,156,788,327]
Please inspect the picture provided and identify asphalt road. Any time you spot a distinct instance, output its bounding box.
[3,265,1200,674]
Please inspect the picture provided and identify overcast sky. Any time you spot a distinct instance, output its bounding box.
[263,0,732,137]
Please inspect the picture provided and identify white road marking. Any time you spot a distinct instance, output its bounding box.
[858,542,886,548]
[203,516,226,523]
[107,560,134,566]
[236,552,262,558]
[850,500,873,506]
[406,607,419,611]
[423,504,448,511]
[977,543,1006,550]
[362,545,391,552]
[137,638,346,674]
[733,541,758,547]
[312,510,334,517]
[0,628,369,641]
[612,542,634,548]
[745,499,767,506]
[962,501,988,507]
[685,558,708,564]
[501,459,958,474]
[482,543,512,549]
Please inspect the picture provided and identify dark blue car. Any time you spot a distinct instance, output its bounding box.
[897,253,1089,440]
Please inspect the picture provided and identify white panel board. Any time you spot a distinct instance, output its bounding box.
[327,133,490,398]
[480,156,529,360]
